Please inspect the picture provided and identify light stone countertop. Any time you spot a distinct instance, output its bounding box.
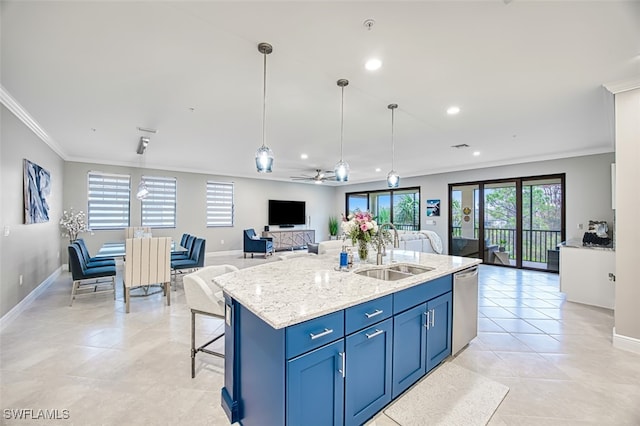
[213,250,481,329]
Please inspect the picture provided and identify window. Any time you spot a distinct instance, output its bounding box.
[87,172,131,230]
[141,176,177,228]
[345,187,420,230]
[207,181,234,227]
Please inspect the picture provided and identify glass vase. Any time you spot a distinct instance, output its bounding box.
[357,240,369,263]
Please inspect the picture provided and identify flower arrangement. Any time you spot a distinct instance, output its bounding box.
[60,208,90,242]
[341,210,379,261]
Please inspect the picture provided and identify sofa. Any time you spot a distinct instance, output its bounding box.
[396,230,443,254]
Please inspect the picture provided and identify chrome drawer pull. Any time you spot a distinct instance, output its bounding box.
[365,329,384,339]
[309,328,334,340]
[431,309,436,327]
[338,352,346,378]
[424,311,430,329]
[364,309,383,319]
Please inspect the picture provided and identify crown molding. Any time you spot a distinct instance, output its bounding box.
[603,78,640,94]
[0,85,67,160]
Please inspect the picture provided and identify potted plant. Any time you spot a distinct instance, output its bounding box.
[328,216,339,240]
[499,239,507,252]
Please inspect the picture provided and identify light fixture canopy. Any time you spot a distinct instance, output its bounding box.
[334,79,350,182]
[255,42,274,173]
[386,103,400,188]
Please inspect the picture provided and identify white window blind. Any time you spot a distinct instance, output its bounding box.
[207,181,234,227]
[87,172,131,230]
[141,176,177,228]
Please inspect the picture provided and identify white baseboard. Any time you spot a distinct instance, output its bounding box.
[206,249,243,258]
[612,327,640,355]
[0,266,63,332]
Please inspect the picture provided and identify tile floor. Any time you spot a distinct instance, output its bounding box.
[1,256,639,425]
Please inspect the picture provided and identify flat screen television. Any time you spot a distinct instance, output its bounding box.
[268,200,306,226]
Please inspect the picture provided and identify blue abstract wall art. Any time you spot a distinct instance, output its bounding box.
[23,159,51,224]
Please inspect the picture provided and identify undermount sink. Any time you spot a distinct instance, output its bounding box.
[354,268,412,281]
[353,263,435,281]
[387,264,434,275]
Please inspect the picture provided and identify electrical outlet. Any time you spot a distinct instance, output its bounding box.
[578,223,583,230]
[220,239,224,245]
[3,226,10,237]
[19,275,23,286]
[57,251,60,259]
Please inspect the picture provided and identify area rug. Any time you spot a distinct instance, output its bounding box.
[384,362,509,426]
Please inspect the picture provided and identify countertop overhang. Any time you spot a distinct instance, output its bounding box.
[213,250,481,329]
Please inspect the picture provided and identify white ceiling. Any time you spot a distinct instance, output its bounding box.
[2,1,639,185]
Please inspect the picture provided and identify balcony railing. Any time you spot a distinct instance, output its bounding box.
[452,227,562,263]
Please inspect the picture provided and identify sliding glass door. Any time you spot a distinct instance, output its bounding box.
[449,174,564,272]
[345,187,420,230]
[522,177,563,269]
[484,181,518,266]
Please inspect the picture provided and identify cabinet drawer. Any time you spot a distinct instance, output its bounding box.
[393,275,452,314]
[286,311,345,359]
[345,294,393,335]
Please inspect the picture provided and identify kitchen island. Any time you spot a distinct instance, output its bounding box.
[214,250,481,426]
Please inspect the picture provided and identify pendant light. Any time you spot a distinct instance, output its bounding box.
[136,137,150,200]
[386,103,400,188]
[255,42,274,173]
[334,79,350,182]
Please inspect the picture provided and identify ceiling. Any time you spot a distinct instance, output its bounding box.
[2,1,639,185]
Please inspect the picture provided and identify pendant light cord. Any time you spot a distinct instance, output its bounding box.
[262,51,267,149]
[340,85,345,161]
[391,106,395,170]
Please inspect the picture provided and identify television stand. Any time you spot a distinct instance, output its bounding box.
[262,229,315,251]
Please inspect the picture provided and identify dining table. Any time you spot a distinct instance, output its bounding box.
[95,241,188,258]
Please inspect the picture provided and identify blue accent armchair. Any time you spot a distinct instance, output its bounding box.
[243,229,274,258]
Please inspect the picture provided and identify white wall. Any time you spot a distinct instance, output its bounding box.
[613,88,640,342]
[334,153,615,254]
[1,105,64,318]
[63,162,336,258]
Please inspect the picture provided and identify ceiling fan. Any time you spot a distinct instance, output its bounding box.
[290,169,336,184]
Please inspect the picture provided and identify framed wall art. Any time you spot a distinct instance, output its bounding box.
[426,199,441,217]
[23,159,51,224]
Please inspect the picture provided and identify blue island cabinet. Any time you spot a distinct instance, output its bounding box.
[391,275,453,398]
[221,274,453,426]
[287,339,345,426]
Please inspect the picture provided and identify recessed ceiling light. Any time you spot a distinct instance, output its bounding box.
[365,59,382,71]
[447,106,461,115]
[300,154,308,159]
[375,168,382,172]
[473,151,481,156]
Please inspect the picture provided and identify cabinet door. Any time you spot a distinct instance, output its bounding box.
[287,339,344,426]
[426,291,452,372]
[345,318,393,426]
[392,303,427,398]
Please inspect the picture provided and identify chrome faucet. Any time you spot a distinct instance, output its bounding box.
[376,223,400,265]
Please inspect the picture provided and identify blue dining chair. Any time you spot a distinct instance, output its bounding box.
[74,239,115,267]
[171,238,206,286]
[68,244,116,306]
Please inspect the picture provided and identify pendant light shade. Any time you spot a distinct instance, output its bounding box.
[255,42,274,173]
[136,136,150,199]
[386,103,400,188]
[136,180,150,200]
[334,79,350,182]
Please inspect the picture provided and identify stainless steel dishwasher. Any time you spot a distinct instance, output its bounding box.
[452,265,479,355]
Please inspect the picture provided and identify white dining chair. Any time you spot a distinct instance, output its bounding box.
[123,237,171,313]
